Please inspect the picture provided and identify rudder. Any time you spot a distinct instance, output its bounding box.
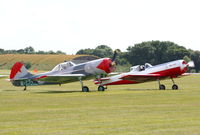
[10,62,33,80]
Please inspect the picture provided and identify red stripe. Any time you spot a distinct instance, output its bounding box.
[35,75,47,80]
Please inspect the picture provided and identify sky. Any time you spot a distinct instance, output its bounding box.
[0,0,200,54]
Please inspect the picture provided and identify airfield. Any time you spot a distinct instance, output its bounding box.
[0,73,200,135]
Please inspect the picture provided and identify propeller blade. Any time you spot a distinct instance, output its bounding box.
[188,61,195,67]
[111,49,120,62]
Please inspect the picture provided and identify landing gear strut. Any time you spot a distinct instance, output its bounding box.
[96,75,107,92]
[171,78,178,90]
[157,79,166,90]
[24,85,27,91]
[79,77,89,92]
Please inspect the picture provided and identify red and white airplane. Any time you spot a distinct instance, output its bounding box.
[95,60,194,91]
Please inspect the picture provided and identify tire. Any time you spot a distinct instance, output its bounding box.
[82,86,89,92]
[98,86,105,91]
[159,84,166,90]
[172,84,178,90]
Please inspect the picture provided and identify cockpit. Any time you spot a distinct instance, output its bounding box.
[52,61,76,71]
[130,63,153,72]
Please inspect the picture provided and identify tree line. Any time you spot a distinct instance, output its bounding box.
[76,41,200,72]
[0,41,200,72]
[0,46,66,54]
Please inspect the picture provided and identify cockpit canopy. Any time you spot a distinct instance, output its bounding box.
[52,61,76,71]
[144,63,153,69]
[130,63,153,72]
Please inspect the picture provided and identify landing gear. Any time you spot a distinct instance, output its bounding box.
[98,86,106,91]
[172,84,178,90]
[96,75,107,92]
[157,78,179,90]
[82,86,89,92]
[157,79,166,90]
[79,77,89,92]
[24,85,27,91]
[159,84,166,90]
[171,78,178,90]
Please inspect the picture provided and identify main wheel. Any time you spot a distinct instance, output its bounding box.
[98,86,105,91]
[172,84,178,90]
[82,86,89,92]
[159,84,166,90]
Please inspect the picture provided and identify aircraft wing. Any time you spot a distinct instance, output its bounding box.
[33,74,86,84]
[120,74,165,82]
[46,74,85,77]
[11,73,86,83]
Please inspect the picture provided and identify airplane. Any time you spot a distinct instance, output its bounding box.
[94,60,194,91]
[9,51,118,92]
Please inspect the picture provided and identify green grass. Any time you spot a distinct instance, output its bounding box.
[0,74,200,135]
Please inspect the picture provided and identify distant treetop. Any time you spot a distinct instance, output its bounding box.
[0,46,66,54]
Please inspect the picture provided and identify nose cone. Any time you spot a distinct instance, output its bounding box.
[97,58,113,73]
[181,60,188,74]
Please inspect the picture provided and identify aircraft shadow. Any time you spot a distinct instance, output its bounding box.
[2,89,17,92]
[33,90,82,94]
[124,88,173,91]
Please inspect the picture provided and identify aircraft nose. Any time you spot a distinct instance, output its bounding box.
[96,58,114,73]
[181,60,188,73]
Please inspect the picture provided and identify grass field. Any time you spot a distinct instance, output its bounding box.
[0,74,200,135]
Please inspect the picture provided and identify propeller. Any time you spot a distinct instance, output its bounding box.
[112,49,120,62]
[187,61,195,67]
[96,49,120,73]
[110,49,120,67]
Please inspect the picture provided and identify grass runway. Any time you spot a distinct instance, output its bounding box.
[0,75,200,135]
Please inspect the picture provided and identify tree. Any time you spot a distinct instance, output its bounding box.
[36,50,46,54]
[24,46,35,54]
[48,50,56,54]
[76,48,94,55]
[56,50,65,54]
[190,50,200,72]
[127,41,190,65]
[93,45,113,58]
[0,48,4,54]
[17,49,24,54]
[76,45,113,58]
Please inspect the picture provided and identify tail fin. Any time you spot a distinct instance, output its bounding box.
[10,62,33,80]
